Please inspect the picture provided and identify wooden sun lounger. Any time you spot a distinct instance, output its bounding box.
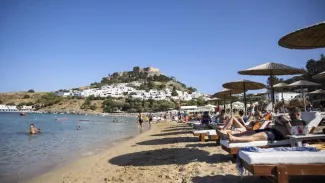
[239,150,325,183]
[192,130,216,142]
[241,160,325,183]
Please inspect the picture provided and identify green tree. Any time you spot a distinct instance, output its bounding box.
[157,84,166,90]
[26,102,34,106]
[23,94,30,99]
[171,87,178,96]
[187,87,197,94]
[0,99,3,104]
[147,81,156,89]
[28,89,35,93]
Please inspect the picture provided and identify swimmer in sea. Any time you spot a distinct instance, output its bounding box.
[29,124,41,134]
[77,126,81,130]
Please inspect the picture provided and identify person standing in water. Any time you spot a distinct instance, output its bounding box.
[137,113,143,128]
[29,124,41,134]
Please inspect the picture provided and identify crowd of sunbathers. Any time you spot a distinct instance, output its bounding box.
[198,107,306,143]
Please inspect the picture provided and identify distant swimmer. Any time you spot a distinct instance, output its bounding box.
[29,124,41,134]
[77,126,81,130]
[113,118,118,123]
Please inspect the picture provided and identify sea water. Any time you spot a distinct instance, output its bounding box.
[0,112,140,183]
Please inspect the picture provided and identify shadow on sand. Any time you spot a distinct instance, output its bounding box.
[109,148,233,166]
[192,175,325,183]
[136,137,198,145]
[162,128,192,132]
[185,143,218,148]
[151,131,191,136]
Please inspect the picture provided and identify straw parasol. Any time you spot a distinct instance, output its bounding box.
[313,71,325,80]
[278,22,325,49]
[213,89,242,110]
[289,80,320,111]
[222,80,265,114]
[238,62,305,111]
[309,89,325,94]
[308,89,325,101]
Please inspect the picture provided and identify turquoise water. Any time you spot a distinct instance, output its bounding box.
[0,112,140,183]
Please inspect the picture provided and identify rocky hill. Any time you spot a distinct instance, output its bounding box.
[88,66,196,92]
[0,66,200,114]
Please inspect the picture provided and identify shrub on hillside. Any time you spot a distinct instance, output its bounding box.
[36,93,62,107]
[23,94,30,99]
[90,105,97,110]
[28,89,35,93]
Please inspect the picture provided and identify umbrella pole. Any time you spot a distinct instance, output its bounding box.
[243,82,247,115]
[230,91,233,113]
[223,100,226,110]
[282,90,284,111]
[302,87,306,111]
[271,75,275,112]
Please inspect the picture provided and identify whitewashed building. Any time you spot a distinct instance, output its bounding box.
[0,105,18,112]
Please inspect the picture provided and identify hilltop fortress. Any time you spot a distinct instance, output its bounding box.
[112,66,162,77]
[132,66,161,76]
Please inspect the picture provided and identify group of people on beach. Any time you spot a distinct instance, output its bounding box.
[137,113,153,128]
[197,106,306,143]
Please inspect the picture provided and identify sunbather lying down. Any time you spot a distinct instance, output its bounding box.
[218,109,264,133]
[217,107,306,143]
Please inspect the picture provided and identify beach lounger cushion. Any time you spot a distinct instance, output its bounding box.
[220,139,290,148]
[207,131,217,136]
[239,150,325,165]
[192,130,215,135]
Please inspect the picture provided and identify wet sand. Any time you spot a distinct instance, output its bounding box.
[27,122,324,183]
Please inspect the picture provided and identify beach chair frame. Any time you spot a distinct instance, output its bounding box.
[241,159,325,183]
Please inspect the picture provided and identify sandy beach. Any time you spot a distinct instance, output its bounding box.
[26,122,324,183]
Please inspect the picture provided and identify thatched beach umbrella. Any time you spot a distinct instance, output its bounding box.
[309,89,325,94]
[213,89,242,110]
[278,22,325,49]
[313,71,325,80]
[222,80,265,114]
[289,80,320,111]
[309,89,325,101]
[238,62,305,111]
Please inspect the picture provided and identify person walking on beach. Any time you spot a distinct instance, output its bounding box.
[137,113,143,128]
[148,113,153,124]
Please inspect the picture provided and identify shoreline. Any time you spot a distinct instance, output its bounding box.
[25,122,158,183]
[25,121,240,183]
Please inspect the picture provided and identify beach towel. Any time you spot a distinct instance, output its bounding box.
[239,146,319,153]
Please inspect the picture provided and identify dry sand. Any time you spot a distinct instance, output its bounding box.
[27,122,324,183]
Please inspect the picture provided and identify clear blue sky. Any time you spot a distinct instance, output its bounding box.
[1,0,324,94]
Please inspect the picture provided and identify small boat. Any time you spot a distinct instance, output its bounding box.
[20,113,26,116]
